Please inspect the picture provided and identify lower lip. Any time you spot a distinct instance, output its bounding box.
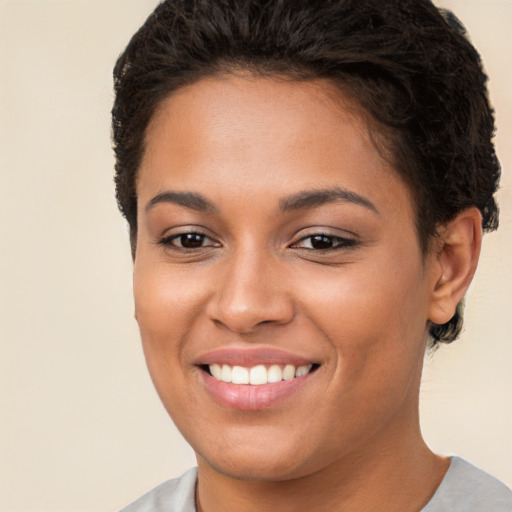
[201,371,312,410]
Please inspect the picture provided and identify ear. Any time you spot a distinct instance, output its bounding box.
[428,207,483,325]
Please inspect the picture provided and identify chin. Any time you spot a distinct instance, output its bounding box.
[191,424,341,483]
[199,450,316,482]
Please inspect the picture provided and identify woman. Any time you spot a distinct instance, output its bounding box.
[112,1,511,510]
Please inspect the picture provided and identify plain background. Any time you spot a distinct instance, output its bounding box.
[0,0,510,510]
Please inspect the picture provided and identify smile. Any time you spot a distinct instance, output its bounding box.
[208,363,315,385]
[196,347,321,410]
[199,363,320,410]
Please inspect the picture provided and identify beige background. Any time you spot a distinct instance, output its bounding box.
[0,0,510,510]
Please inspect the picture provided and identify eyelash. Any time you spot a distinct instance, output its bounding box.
[290,233,358,251]
[158,232,219,251]
[157,231,358,253]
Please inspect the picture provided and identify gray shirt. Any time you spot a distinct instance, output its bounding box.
[120,457,512,511]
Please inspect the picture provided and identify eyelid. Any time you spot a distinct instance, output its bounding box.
[156,227,221,249]
[290,230,359,251]
[162,233,214,247]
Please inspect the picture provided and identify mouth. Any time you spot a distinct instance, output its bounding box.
[195,347,322,410]
[202,363,320,385]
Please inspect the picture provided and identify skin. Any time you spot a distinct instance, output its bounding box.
[133,75,482,512]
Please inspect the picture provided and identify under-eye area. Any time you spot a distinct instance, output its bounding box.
[200,363,321,385]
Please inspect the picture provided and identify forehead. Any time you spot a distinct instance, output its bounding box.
[139,75,413,221]
[145,75,373,157]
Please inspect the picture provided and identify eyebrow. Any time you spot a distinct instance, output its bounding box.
[145,187,378,215]
[145,191,218,213]
[279,187,379,215]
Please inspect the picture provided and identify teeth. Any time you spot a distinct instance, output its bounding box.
[283,364,295,381]
[221,364,232,383]
[208,363,314,385]
[210,363,222,380]
[231,366,249,384]
[249,365,267,385]
[295,364,311,377]
[267,364,283,383]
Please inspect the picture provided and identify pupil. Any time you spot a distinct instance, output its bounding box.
[181,233,204,248]
[311,235,333,249]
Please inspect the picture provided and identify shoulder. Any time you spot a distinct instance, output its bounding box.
[423,457,512,512]
[119,467,198,512]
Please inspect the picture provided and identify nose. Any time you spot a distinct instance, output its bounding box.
[206,249,295,334]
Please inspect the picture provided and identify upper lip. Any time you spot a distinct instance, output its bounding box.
[195,346,320,367]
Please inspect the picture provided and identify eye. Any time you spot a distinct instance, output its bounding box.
[159,232,220,250]
[292,233,357,251]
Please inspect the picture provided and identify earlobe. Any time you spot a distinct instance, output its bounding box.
[428,208,483,325]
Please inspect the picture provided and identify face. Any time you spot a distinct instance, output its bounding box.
[134,75,437,481]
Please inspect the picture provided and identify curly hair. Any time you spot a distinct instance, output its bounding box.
[112,0,500,347]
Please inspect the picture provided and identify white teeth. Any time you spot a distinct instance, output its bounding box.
[208,363,315,385]
[249,365,267,385]
[220,364,232,383]
[295,364,313,377]
[267,365,283,383]
[231,365,249,384]
[283,364,295,381]
[210,363,222,380]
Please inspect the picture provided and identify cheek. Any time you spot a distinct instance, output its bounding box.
[303,259,425,334]
[132,259,201,382]
[134,258,202,332]
[302,266,428,435]
[132,262,201,415]
[295,251,429,379]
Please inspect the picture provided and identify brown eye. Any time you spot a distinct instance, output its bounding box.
[309,235,335,249]
[158,231,219,250]
[292,233,357,251]
[176,233,207,248]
